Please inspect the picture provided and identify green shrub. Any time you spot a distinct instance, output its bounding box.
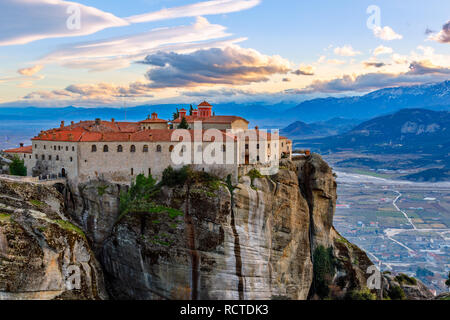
[161,166,190,187]
[97,185,108,196]
[395,274,417,285]
[118,173,182,222]
[313,246,335,299]
[347,287,377,300]
[9,156,27,176]
[388,285,406,300]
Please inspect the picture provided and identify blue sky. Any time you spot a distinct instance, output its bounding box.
[0,0,449,107]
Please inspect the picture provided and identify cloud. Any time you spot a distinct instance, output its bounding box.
[286,60,450,94]
[363,61,387,68]
[373,26,403,41]
[139,46,292,88]
[292,65,315,76]
[334,45,361,57]
[17,65,44,76]
[24,81,155,102]
[0,0,128,46]
[428,21,450,43]
[40,17,243,72]
[126,0,261,23]
[373,45,393,56]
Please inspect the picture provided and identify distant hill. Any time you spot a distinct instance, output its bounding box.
[401,168,450,182]
[281,117,361,138]
[303,109,450,176]
[287,80,450,122]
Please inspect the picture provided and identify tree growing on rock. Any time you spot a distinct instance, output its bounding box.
[9,156,27,176]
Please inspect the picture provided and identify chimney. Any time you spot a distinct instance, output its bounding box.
[192,109,199,117]
[179,108,187,119]
[95,118,101,125]
[71,121,74,126]
[111,118,115,123]
[20,143,24,147]
[60,120,65,128]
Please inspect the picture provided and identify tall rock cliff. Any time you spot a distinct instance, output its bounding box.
[0,176,107,300]
[96,154,373,300]
[1,154,428,300]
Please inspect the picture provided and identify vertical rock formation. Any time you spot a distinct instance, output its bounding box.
[0,177,107,300]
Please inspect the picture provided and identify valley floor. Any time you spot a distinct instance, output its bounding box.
[332,170,450,294]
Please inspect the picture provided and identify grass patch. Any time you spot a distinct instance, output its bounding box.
[54,220,86,239]
[97,185,109,196]
[29,199,45,207]
[0,213,11,222]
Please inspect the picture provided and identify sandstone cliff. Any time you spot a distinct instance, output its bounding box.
[0,176,107,300]
[1,154,428,300]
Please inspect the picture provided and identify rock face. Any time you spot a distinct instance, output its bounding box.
[1,154,429,300]
[98,154,374,300]
[0,177,107,300]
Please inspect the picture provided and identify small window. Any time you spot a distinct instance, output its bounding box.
[56,155,59,161]
[103,145,108,152]
[91,145,97,152]
[70,157,73,162]
[130,145,136,153]
[48,155,52,160]
[245,144,249,150]
[222,145,226,152]
[72,146,75,151]
[148,168,151,176]
[24,154,26,158]
[257,156,260,161]
[35,144,37,148]
[143,145,149,153]
[257,144,260,149]
[117,145,123,152]
[54,146,57,151]
[66,146,68,151]
[44,145,46,150]
[156,145,162,152]
[42,155,45,160]
[35,154,38,159]
[131,168,134,175]
[169,145,174,152]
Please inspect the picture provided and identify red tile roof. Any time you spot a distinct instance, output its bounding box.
[172,115,249,124]
[198,101,212,107]
[139,119,168,123]
[4,145,32,154]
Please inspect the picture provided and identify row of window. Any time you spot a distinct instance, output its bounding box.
[35,144,75,152]
[91,144,163,153]
[35,154,73,162]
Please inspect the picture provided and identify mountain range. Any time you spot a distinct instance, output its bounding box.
[1,80,449,125]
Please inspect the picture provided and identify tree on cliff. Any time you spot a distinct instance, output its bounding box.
[9,156,27,176]
[178,117,189,129]
[445,272,450,291]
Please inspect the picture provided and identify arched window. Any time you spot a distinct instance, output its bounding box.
[156,145,162,152]
[56,155,59,161]
[103,145,108,152]
[143,145,149,153]
[72,146,75,151]
[130,145,136,153]
[169,145,174,152]
[91,145,97,152]
[117,145,123,152]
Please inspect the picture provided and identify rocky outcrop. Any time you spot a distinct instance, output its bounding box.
[0,176,107,300]
[98,154,374,300]
[1,154,427,300]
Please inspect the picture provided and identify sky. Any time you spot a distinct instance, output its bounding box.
[0,0,449,107]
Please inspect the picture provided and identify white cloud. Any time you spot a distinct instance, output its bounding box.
[373,45,393,56]
[428,21,450,43]
[0,0,261,46]
[17,65,44,76]
[40,17,242,71]
[334,45,361,57]
[0,0,128,46]
[373,26,403,41]
[126,0,261,23]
